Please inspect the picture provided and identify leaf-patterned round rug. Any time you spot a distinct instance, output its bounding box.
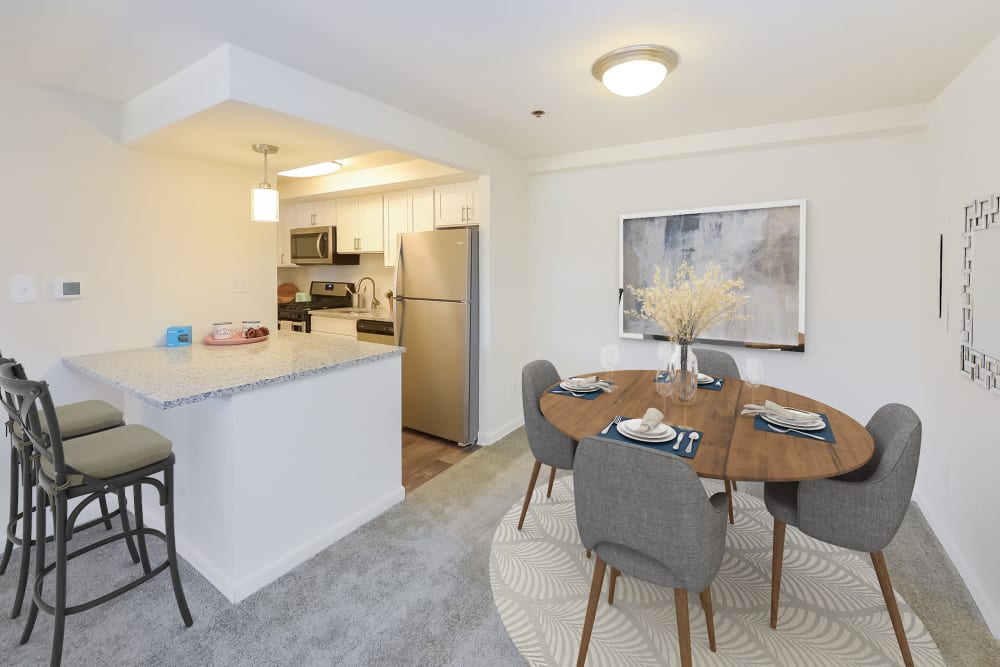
[489,476,943,666]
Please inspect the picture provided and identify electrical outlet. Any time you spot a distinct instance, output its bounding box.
[229,274,249,293]
[10,274,38,303]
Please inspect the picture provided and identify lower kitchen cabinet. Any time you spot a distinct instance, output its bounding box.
[309,315,357,339]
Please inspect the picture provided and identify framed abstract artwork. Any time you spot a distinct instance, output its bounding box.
[619,200,807,351]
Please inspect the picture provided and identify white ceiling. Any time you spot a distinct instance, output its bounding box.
[3,1,999,159]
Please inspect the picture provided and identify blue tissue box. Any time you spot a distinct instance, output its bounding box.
[166,326,193,347]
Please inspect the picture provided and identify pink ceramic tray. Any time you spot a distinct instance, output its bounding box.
[202,333,269,346]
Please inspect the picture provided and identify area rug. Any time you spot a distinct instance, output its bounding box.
[490,476,944,666]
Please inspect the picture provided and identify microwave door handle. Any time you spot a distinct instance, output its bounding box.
[316,233,325,258]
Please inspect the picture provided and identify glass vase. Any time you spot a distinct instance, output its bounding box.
[670,343,698,404]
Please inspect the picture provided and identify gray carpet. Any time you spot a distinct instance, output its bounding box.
[0,429,996,665]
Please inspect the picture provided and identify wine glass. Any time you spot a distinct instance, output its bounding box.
[745,357,763,403]
[599,344,621,382]
[654,352,674,412]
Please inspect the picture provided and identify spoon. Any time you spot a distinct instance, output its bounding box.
[685,432,700,454]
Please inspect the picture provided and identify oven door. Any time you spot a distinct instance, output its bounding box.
[290,227,332,264]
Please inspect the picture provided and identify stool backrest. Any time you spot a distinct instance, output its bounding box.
[0,361,70,488]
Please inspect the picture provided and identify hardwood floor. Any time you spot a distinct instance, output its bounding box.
[402,428,482,492]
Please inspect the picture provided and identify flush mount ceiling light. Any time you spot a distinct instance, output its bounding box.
[278,161,343,178]
[591,44,679,97]
[250,143,279,222]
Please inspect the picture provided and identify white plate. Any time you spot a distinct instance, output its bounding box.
[559,381,600,393]
[618,419,677,442]
[697,373,715,385]
[761,411,826,431]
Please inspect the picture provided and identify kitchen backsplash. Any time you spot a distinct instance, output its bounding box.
[277,254,395,298]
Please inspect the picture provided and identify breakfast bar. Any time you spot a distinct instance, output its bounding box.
[64,331,404,603]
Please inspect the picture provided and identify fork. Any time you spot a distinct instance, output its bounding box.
[766,423,828,441]
[601,416,623,435]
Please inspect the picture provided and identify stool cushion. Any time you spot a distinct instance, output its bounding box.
[39,424,171,486]
[13,400,123,441]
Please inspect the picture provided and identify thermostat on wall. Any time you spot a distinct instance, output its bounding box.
[52,277,83,299]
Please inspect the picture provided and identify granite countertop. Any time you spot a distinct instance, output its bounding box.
[309,307,394,323]
[64,331,403,410]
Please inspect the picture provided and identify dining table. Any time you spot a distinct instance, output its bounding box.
[539,370,874,483]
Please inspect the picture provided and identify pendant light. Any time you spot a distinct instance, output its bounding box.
[251,143,279,222]
[592,45,679,97]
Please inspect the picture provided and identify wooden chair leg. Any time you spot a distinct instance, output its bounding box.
[517,460,542,531]
[770,518,786,629]
[585,550,591,559]
[724,479,734,524]
[731,480,738,492]
[871,551,914,667]
[546,466,557,498]
[607,568,620,605]
[674,588,692,667]
[699,586,716,652]
[576,556,607,667]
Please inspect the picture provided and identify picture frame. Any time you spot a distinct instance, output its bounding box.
[960,194,1000,394]
[619,199,807,351]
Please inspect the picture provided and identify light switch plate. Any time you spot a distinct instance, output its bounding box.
[229,274,249,293]
[10,274,38,303]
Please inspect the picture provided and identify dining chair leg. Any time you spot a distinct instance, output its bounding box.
[731,480,738,492]
[607,567,620,605]
[871,551,914,667]
[132,483,152,575]
[97,494,114,531]
[585,550,591,559]
[19,486,44,645]
[576,555,606,667]
[11,445,33,619]
[546,466,557,498]
[674,588,692,667]
[517,460,542,531]
[51,494,68,667]
[770,518,786,629]
[724,479,734,524]
[0,447,17,575]
[699,586,716,652]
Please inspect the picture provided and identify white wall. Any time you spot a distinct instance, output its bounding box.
[921,33,1000,636]
[0,80,275,508]
[527,132,927,425]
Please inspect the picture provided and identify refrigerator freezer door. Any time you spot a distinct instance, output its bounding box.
[397,299,474,443]
[397,229,474,302]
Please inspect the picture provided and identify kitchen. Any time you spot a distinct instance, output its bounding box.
[271,156,486,487]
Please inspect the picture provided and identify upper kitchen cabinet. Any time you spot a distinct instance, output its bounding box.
[383,188,434,267]
[277,203,299,267]
[297,200,337,228]
[434,181,479,228]
[336,195,384,253]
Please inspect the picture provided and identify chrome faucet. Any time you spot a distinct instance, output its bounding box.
[356,276,379,310]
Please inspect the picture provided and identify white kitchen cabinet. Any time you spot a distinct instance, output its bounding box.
[310,315,356,339]
[383,188,434,267]
[276,203,298,267]
[297,200,336,227]
[336,195,383,253]
[435,181,479,228]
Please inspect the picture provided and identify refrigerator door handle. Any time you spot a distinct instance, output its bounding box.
[396,298,405,346]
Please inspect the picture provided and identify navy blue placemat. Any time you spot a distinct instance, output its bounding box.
[754,413,836,443]
[654,373,725,391]
[547,384,613,401]
[597,418,703,459]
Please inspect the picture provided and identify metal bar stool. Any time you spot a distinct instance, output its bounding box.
[1,354,140,619]
[0,362,192,667]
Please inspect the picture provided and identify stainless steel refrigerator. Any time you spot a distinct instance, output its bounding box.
[395,228,479,445]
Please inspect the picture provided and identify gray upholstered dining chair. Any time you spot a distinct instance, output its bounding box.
[574,436,729,667]
[694,347,741,523]
[518,360,578,530]
[765,403,921,667]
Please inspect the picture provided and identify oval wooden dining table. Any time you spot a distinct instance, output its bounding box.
[539,370,874,483]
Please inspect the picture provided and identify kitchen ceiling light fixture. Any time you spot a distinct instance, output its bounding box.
[278,161,343,178]
[251,143,279,222]
[591,44,679,97]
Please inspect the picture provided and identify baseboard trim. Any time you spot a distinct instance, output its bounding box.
[913,497,1000,639]
[479,416,524,446]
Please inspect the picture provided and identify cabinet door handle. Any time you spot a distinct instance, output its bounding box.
[310,213,317,226]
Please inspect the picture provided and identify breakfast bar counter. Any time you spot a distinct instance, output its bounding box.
[64,331,405,603]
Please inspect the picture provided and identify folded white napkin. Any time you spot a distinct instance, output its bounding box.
[741,400,820,424]
[564,376,614,392]
[636,407,664,432]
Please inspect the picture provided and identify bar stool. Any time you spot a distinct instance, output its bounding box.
[1,354,140,619]
[0,362,192,667]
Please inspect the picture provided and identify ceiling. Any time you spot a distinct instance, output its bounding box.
[3,1,999,159]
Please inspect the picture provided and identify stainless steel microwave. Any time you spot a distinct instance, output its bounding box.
[289,226,359,265]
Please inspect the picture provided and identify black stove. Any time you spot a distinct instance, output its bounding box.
[277,281,353,332]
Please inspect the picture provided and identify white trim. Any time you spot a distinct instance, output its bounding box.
[525,104,929,174]
[479,415,523,446]
[914,497,1000,638]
